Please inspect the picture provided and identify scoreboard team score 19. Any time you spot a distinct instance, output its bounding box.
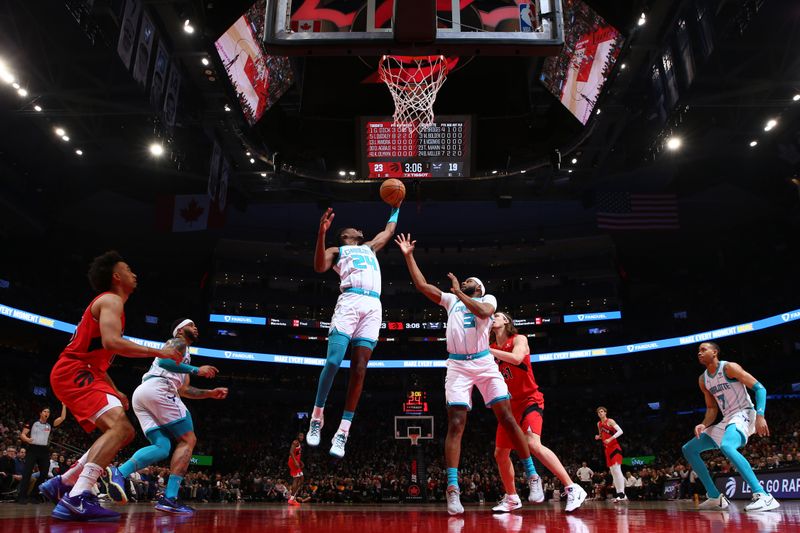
[360,116,472,179]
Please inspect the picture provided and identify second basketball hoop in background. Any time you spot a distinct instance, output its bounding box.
[380,178,406,207]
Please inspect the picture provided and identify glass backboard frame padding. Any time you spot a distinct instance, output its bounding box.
[263,0,564,57]
[394,415,434,440]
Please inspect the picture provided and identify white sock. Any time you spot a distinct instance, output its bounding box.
[312,406,324,420]
[338,419,352,434]
[61,452,90,485]
[69,462,104,497]
[610,465,626,495]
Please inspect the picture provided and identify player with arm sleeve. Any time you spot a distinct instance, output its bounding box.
[681,342,779,512]
[595,407,626,502]
[307,204,400,459]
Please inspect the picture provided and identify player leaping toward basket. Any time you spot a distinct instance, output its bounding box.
[307,202,401,459]
[395,233,541,515]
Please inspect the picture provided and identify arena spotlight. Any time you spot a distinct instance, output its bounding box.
[260,172,267,177]
[75,149,83,156]
[793,94,800,102]
[201,57,210,66]
[249,158,255,164]
[149,143,165,156]
[571,157,578,164]
[33,104,42,112]
[620,63,627,70]
[17,87,27,97]
[764,119,777,131]
[666,137,682,150]
[224,104,231,112]
[12,82,19,89]
[338,170,346,176]
[749,140,758,148]
[348,171,356,176]
[0,66,13,84]
[638,13,646,26]
[61,135,70,142]
[54,127,66,137]
[183,20,195,34]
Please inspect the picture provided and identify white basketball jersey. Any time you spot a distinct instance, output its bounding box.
[703,361,754,418]
[440,292,497,355]
[142,344,191,390]
[334,245,381,296]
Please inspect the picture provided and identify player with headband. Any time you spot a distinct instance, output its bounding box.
[105,318,228,514]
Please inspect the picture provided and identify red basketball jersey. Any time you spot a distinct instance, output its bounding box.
[60,293,125,374]
[491,334,544,408]
[598,420,621,449]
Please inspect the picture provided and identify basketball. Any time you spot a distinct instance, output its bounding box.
[380,179,406,207]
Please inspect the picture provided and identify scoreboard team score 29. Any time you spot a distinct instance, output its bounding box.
[360,116,473,179]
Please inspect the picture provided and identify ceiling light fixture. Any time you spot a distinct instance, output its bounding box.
[54,127,66,136]
[749,140,758,148]
[666,137,682,150]
[75,149,83,156]
[149,143,165,156]
[183,20,195,34]
[33,104,42,112]
[201,58,210,66]
[764,119,777,131]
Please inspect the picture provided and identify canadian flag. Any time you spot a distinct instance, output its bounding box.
[155,194,225,232]
[290,20,321,32]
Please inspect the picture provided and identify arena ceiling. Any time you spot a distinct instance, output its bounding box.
[0,0,798,243]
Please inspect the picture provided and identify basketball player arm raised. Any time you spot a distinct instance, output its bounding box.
[490,334,530,365]
[365,204,402,252]
[95,294,182,362]
[314,207,338,273]
[395,233,442,304]
[694,376,720,438]
[723,362,770,437]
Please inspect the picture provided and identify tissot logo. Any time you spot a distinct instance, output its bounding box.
[578,315,585,321]
[725,477,736,498]
[627,345,635,352]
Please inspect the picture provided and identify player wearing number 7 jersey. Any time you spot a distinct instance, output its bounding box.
[681,342,780,512]
[307,205,400,459]
[395,233,541,515]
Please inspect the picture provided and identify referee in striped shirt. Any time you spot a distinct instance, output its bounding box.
[17,404,66,503]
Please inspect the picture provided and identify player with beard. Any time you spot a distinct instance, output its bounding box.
[104,318,228,514]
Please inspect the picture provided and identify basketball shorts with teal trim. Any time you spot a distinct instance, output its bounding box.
[132,378,192,438]
[704,408,756,447]
[329,291,382,344]
[445,357,509,410]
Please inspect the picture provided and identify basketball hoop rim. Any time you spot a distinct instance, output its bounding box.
[409,434,421,446]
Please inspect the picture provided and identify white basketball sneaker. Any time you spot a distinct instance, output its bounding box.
[492,494,522,513]
[307,418,323,447]
[565,484,588,512]
[446,487,464,515]
[329,430,348,458]
[698,494,730,511]
[744,492,780,512]
[527,475,544,503]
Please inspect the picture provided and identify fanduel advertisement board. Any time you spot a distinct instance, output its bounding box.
[715,470,800,500]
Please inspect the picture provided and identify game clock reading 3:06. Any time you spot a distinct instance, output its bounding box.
[360,116,472,179]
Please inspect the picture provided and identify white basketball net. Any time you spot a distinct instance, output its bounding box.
[379,55,449,134]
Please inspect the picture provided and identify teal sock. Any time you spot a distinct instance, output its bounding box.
[314,331,349,408]
[521,456,538,478]
[166,474,183,500]
[720,425,766,494]
[342,411,355,421]
[682,433,721,498]
[118,429,171,478]
[447,467,459,490]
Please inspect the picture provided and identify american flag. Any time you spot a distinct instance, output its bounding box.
[596,192,679,230]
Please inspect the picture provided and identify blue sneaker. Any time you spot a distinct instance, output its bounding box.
[105,466,128,504]
[154,496,195,515]
[40,475,73,503]
[52,491,121,522]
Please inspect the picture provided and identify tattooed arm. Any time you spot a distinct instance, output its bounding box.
[178,376,229,400]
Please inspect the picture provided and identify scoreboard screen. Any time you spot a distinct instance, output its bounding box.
[360,116,472,179]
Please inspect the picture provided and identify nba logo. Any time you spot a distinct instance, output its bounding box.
[519,4,533,33]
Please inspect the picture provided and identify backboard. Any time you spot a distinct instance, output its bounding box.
[263,0,564,56]
[394,415,434,441]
